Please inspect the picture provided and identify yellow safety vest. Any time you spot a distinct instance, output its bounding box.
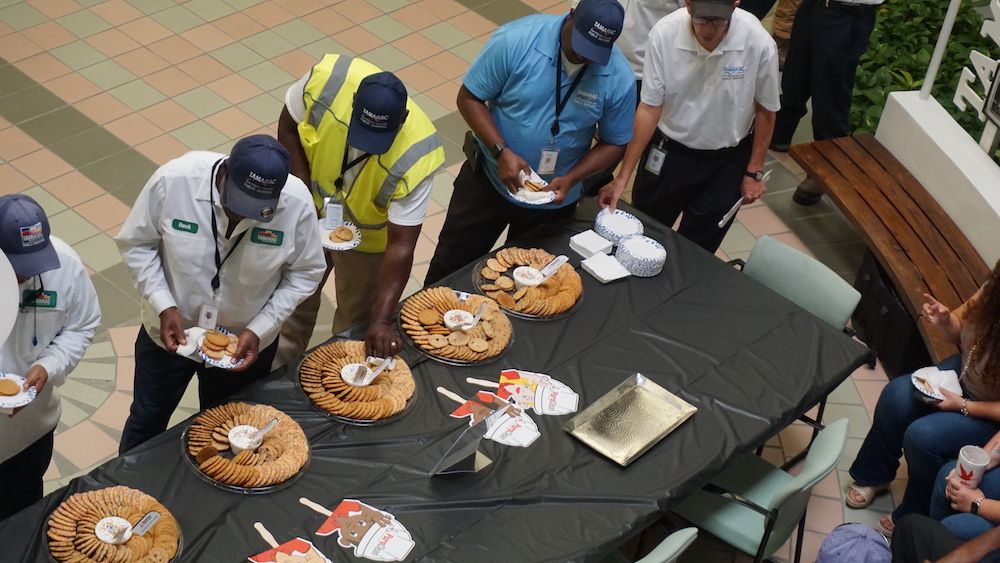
[298,54,445,253]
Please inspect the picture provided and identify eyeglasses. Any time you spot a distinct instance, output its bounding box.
[692,16,730,28]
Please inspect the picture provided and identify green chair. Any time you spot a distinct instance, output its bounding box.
[602,527,698,563]
[736,236,864,466]
[672,418,849,563]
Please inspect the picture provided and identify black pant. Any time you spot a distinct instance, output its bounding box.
[0,430,53,521]
[740,0,777,20]
[632,131,752,253]
[425,161,577,285]
[772,0,876,144]
[119,326,279,454]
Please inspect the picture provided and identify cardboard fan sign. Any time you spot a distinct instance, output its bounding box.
[249,522,331,563]
[466,369,579,416]
[438,387,541,447]
[301,497,415,562]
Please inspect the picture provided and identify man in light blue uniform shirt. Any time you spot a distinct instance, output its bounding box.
[425,0,634,284]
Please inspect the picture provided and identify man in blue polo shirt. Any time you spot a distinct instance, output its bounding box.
[424,0,634,285]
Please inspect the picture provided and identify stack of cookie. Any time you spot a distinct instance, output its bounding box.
[328,225,354,244]
[480,247,583,317]
[200,330,237,362]
[186,402,308,489]
[299,340,415,421]
[400,287,512,363]
[47,486,180,562]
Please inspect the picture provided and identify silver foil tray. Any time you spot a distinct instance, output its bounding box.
[564,373,697,466]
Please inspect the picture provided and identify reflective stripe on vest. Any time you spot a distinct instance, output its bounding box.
[307,55,353,130]
[375,133,443,208]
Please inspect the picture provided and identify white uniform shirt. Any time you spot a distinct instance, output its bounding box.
[116,151,326,350]
[285,76,433,227]
[616,0,686,78]
[0,237,101,462]
[641,8,781,150]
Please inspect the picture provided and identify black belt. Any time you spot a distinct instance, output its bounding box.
[656,129,752,157]
[823,0,878,12]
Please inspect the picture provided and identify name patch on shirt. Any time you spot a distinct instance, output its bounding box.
[22,290,57,308]
[171,219,199,234]
[251,228,284,246]
[573,89,599,109]
[722,65,746,80]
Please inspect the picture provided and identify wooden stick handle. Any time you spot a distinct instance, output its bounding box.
[253,522,279,548]
[436,386,466,404]
[465,377,499,388]
[298,497,333,517]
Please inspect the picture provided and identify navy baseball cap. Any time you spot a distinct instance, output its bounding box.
[0,194,59,278]
[224,135,289,222]
[691,0,738,19]
[349,72,408,155]
[571,0,624,66]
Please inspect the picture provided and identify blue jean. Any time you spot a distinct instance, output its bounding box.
[931,461,999,540]
[849,355,1000,520]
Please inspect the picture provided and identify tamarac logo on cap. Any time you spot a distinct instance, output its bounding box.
[20,222,44,247]
[588,20,617,45]
[360,107,390,131]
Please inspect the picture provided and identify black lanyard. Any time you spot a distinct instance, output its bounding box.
[209,159,248,293]
[552,32,588,138]
[333,145,372,191]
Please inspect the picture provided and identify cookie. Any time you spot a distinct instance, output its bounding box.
[205,330,229,348]
[496,276,515,291]
[480,267,500,281]
[418,309,441,326]
[0,378,20,396]
[427,334,448,349]
[486,258,507,273]
[467,338,489,352]
[448,331,470,346]
[330,225,354,242]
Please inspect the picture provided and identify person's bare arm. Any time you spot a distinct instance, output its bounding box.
[597,102,662,211]
[365,222,421,357]
[741,103,775,204]
[457,85,528,194]
[277,107,311,187]
[935,523,1000,562]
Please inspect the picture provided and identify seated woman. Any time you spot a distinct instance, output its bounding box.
[845,260,1000,536]
[929,438,1000,541]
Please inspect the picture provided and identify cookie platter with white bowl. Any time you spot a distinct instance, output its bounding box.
[472,246,583,320]
[297,339,417,425]
[182,401,309,494]
[399,286,513,365]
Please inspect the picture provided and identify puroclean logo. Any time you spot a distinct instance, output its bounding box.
[171,219,199,234]
[251,228,284,246]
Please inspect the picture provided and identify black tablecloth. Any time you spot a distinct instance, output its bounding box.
[0,201,869,563]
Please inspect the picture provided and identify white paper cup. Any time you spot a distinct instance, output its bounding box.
[228,424,261,455]
[443,309,474,331]
[512,266,543,289]
[958,445,990,487]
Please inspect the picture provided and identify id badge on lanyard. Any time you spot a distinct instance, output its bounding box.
[645,138,666,175]
[324,200,344,229]
[198,297,219,329]
[538,147,559,176]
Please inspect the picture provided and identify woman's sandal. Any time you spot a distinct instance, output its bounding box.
[846,482,890,509]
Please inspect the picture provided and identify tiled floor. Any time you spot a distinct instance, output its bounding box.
[0,0,883,561]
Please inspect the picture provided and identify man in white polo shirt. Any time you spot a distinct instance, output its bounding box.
[116,135,325,452]
[615,0,685,97]
[599,0,779,253]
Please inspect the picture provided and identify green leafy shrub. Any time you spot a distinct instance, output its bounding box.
[852,0,1000,137]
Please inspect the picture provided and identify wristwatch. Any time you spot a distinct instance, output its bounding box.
[972,497,984,515]
[490,142,508,159]
[744,170,765,181]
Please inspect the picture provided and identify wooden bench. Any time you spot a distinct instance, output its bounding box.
[789,134,990,363]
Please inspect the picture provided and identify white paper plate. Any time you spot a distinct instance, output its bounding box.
[0,373,36,409]
[319,220,361,251]
[911,367,944,401]
[510,189,556,205]
[196,327,244,370]
[595,208,644,245]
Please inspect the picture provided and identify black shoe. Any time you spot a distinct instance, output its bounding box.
[769,142,790,153]
[792,185,822,206]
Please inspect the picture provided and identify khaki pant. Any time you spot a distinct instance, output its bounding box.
[276,248,385,368]
[773,0,803,40]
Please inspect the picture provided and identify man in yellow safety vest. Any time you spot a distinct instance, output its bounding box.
[277,54,445,360]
